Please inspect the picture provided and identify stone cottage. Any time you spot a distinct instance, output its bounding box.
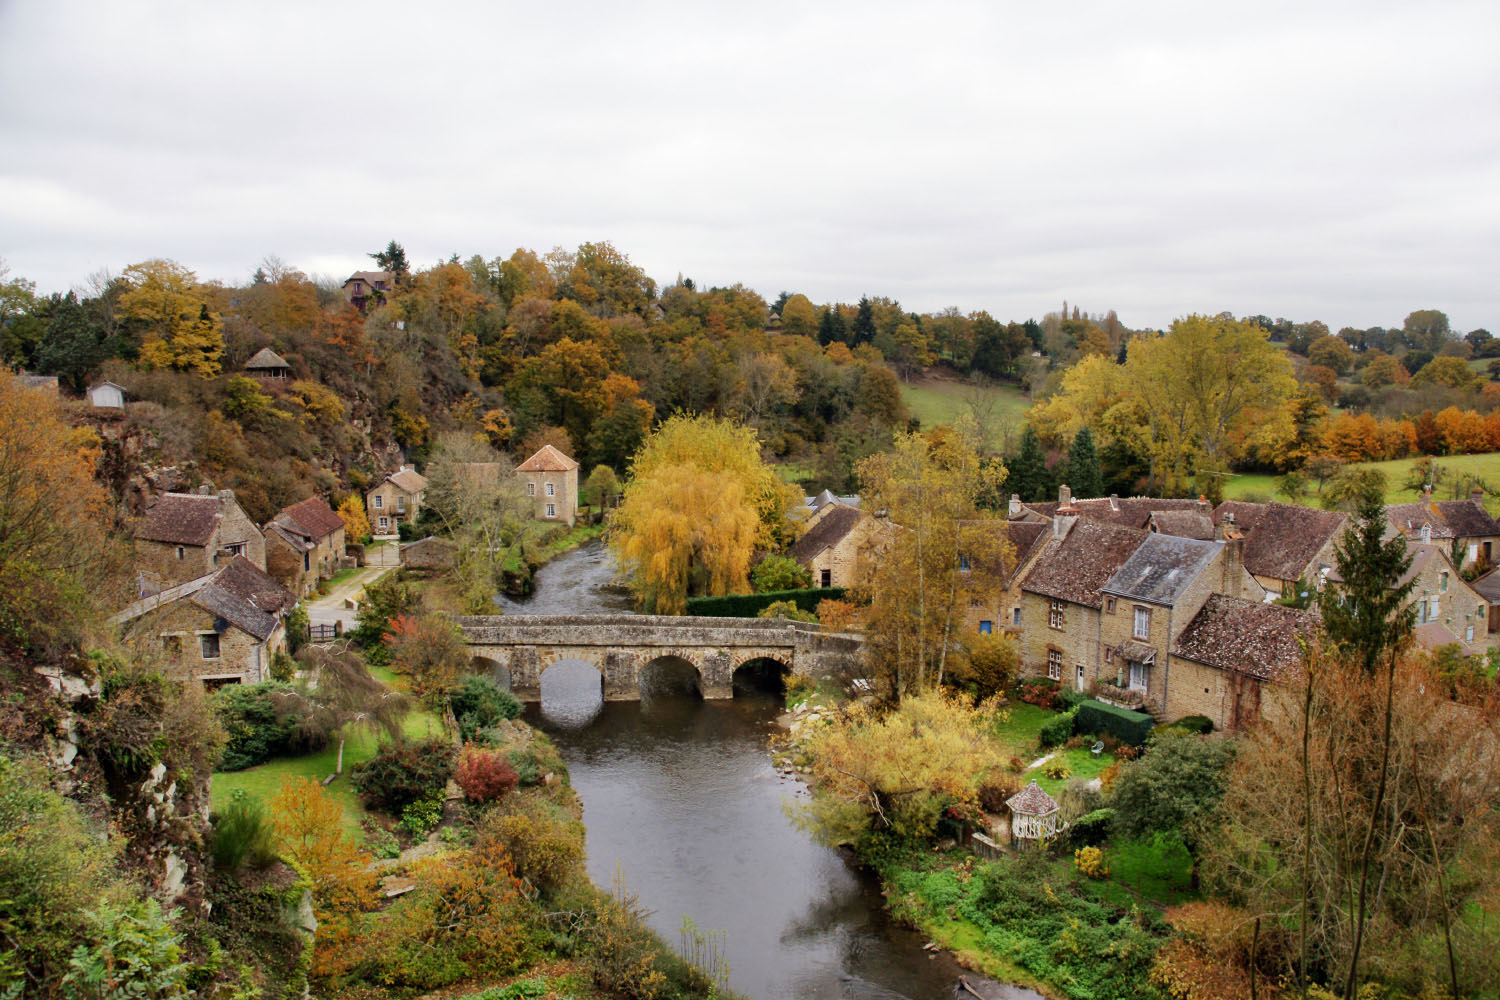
[1170,595,1319,731]
[516,444,579,526]
[1386,488,1500,571]
[263,496,347,598]
[367,466,428,534]
[134,488,266,592]
[963,520,1051,637]
[1210,500,1347,599]
[110,557,294,688]
[790,503,889,589]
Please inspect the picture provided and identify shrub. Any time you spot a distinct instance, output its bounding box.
[1056,686,1087,710]
[684,586,846,618]
[400,795,445,838]
[1073,846,1109,879]
[450,674,522,743]
[1014,676,1059,709]
[1042,760,1071,781]
[757,599,818,623]
[1039,709,1076,748]
[211,791,276,871]
[1172,714,1215,735]
[455,746,521,803]
[285,604,310,655]
[978,773,1021,813]
[815,598,857,632]
[351,738,456,813]
[477,797,585,900]
[1007,755,1026,774]
[1067,807,1115,847]
[751,553,811,592]
[1075,698,1154,747]
[212,681,304,771]
[269,650,297,683]
[62,898,190,999]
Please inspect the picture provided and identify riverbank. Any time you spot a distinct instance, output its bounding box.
[501,521,607,596]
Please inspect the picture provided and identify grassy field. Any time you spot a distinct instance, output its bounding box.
[1223,452,1500,512]
[1030,744,1116,796]
[899,375,1030,437]
[210,663,442,842]
[988,702,1056,760]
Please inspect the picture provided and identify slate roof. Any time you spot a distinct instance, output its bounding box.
[135,493,223,546]
[1471,568,1500,603]
[1102,533,1220,605]
[1235,502,1347,583]
[273,496,344,541]
[1023,496,1207,530]
[1150,509,1215,540]
[1005,780,1059,816]
[805,490,860,511]
[385,467,429,493]
[1386,497,1500,541]
[111,556,293,642]
[1212,500,1268,532]
[790,504,864,563]
[244,346,290,370]
[1021,520,1148,608]
[1171,594,1318,681]
[517,445,579,473]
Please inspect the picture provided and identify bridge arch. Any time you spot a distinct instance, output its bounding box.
[732,655,791,696]
[471,655,511,693]
[638,653,703,699]
[538,656,605,727]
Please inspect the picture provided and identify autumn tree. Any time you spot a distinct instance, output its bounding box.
[386,612,471,712]
[581,464,620,511]
[1307,334,1355,375]
[276,645,411,775]
[1359,352,1409,389]
[609,414,797,613]
[778,293,817,337]
[117,258,225,376]
[856,422,1008,697]
[335,495,371,542]
[422,431,530,612]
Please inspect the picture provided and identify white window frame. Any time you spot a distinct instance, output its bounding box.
[1133,606,1151,640]
[1048,599,1065,629]
[527,482,536,497]
[1046,649,1061,681]
[545,502,556,518]
[373,494,383,509]
[546,482,555,497]
[378,516,389,530]
[1128,660,1148,693]
[1466,624,1475,642]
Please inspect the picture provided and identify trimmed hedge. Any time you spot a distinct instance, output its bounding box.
[685,587,846,618]
[1074,699,1155,747]
[1039,709,1076,748]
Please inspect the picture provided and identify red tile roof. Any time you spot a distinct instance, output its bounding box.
[517,444,579,473]
[273,496,345,542]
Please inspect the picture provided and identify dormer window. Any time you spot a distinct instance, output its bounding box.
[1421,523,1432,544]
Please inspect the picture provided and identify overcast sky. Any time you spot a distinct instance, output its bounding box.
[2,0,1496,332]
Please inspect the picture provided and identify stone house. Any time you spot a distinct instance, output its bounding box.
[367,466,428,534]
[962,520,1051,637]
[109,557,294,688]
[400,535,458,571]
[516,445,579,527]
[1015,517,1148,691]
[1170,595,1319,731]
[134,488,266,592]
[798,490,861,528]
[1385,488,1500,570]
[1211,501,1347,599]
[790,503,888,589]
[1402,544,1490,657]
[343,270,393,311]
[263,496,347,598]
[1094,533,1265,719]
[1471,568,1500,634]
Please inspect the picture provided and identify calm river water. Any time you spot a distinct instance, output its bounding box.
[505,542,1034,1000]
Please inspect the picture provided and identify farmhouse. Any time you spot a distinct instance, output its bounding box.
[263,496,347,597]
[516,444,579,526]
[367,466,428,534]
[133,488,266,592]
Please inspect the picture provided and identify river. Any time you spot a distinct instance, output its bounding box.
[506,541,1035,1000]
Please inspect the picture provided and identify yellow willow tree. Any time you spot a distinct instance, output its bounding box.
[610,413,796,613]
[856,419,1009,698]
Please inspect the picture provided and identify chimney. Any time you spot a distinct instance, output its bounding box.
[1109,494,1119,511]
[1472,487,1484,504]
[1197,495,1210,513]
[1052,514,1077,541]
[218,489,235,503]
[1220,535,1247,599]
[1424,484,1433,501]
[1215,511,1237,542]
[1058,483,1071,506]
[1008,493,1022,518]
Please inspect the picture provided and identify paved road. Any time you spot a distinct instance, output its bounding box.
[305,539,399,632]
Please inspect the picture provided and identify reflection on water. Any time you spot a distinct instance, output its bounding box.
[493,539,634,616]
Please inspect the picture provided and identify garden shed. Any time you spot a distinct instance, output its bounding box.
[1005,780,1061,845]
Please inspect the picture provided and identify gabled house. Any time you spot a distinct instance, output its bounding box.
[87,381,126,408]
[1211,501,1347,599]
[343,270,393,311]
[263,496,347,597]
[134,488,266,592]
[1013,484,1210,530]
[1170,595,1319,731]
[790,503,888,589]
[1095,533,1264,718]
[516,445,579,526]
[1385,488,1500,571]
[110,557,294,688]
[243,346,291,379]
[367,466,428,534]
[1016,517,1148,691]
[799,490,862,527]
[963,520,1051,637]
[1326,541,1491,658]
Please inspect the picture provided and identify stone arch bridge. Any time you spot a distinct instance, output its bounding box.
[454,614,863,701]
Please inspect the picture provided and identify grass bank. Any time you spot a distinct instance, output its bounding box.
[1223,451,1500,512]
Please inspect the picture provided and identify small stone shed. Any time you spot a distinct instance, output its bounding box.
[1005,780,1061,845]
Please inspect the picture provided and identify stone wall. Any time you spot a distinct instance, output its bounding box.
[522,467,578,527]
[1015,590,1101,688]
[119,599,279,684]
[367,483,419,532]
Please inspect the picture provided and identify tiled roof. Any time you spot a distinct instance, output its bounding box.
[274,496,344,541]
[135,493,222,546]
[1471,568,1500,602]
[1150,509,1215,540]
[343,270,393,287]
[1024,496,1206,530]
[790,504,864,563]
[1212,500,1268,532]
[244,346,290,370]
[1171,594,1318,681]
[1021,520,1148,609]
[265,522,312,553]
[1386,497,1500,541]
[517,445,579,473]
[386,468,429,493]
[1102,533,1219,605]
[111,556,292,642]
[1005,780,1059,816]
[1237,502,1346,583]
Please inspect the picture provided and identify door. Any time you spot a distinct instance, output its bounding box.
[1076,664,1086,692]
[1128,660,1148,693]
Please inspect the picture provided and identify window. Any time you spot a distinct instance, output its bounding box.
[527,482,536,497]
[303,552,311,572]
[546,482,555,497]
[1012,607,1021,626]
[958,553,970,571]
[1430,596,1440,621]
[378,516,388,530]
[1047,649,1061,680]
[200,633,220,659]
[979,620,992,635]
[396,497,406,513]
[373,495,383,509]
[1128,660,1148,692]
[227,542,245,557]
[820,569,831,588]
[175,546,185,560]
[545,503,556,518]
[1049,599,1065,629]
[1441,571,1449,593]
[1105,596,1116,613]
[162,635,181,657]
[1133,606,1151,640]
[1466,624,1475,642]
[1468,543,1479,564]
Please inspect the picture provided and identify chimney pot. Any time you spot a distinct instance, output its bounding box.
[1059,484,1071,506]
[198,485,211,496]
[1008,493,1022,517]
[1109,493,1119,511]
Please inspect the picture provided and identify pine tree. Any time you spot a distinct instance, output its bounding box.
[1007,426,1052,503]
[1064,426,1105,499]
[1318,493,1416,674]
[853,296,875,345]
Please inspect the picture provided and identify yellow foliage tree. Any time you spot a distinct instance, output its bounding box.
[610,414,795,613]
[117,258,224,377]
[336,495,370,541]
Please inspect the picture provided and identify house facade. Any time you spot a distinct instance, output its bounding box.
[110,557,294,687]
[1170,595,1319,731]
[790,503,889,589]
[134,488,266,592]
[516,445,579,526]
[1402,543,1490,657]
[1386,488,1500,571]
[343,270,394,311]
[263,496,347,597]
[963,520,1051,637]
[367,466,428,534]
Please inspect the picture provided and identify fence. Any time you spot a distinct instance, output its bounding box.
[309,623,338,643]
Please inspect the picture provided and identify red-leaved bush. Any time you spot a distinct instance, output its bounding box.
[454,745,520,803]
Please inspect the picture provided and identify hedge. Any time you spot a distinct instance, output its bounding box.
[1039,709,1076,748]
[1074,699,1155,747]
[685,587,846,618]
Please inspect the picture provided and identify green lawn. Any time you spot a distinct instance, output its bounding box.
[1029,745,1116,796]
[1087,833,1197,908]
[900,377,1030,438]
[988,702,1057,760]
[210,664,442,842]
[1222,452,1500,514]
